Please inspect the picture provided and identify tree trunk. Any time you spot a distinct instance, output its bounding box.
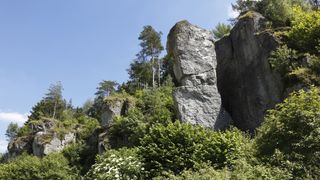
[52,100,57,119]
[158,58,161,87]
[151,56,155,88]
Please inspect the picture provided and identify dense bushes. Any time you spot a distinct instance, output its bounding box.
[155,161,290,180]
[105,86,175,149]
[0,153,77,179]
[139,122,251,177]
[255,87,320,178]
[286,7,320,54]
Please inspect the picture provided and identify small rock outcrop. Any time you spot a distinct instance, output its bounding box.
[215,12,284,132]
[7,136,33,159]
[32,132,75,157]
[167,20,232,129]
[100,97,134,127]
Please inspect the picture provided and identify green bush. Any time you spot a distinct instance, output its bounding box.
[286,6,320,54]
[76,116,100,139]
[269,45,299,76]
[0,153,77,179]
[107,108,146,148]
[155,161,291,180]
[255,87,320,178]
[135,85,175,125]
[16,125,33,137]
[85,148,145,180]
[140,122,251,177]
[62,143,97,175]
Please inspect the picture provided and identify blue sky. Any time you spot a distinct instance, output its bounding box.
[0,0,237,152]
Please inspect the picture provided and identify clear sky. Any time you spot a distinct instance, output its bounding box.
[0,0,237,152]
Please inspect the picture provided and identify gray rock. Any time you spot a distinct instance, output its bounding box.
[7,136,33,160]
[215,12,284,132]
[174,85,231,129]
[167,20,216,86]
[32,132,75,157]
[100,98,134,127]
[168,20,232,129]
[29,119,54,133]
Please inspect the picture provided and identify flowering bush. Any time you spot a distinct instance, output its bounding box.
[86,148,145,180]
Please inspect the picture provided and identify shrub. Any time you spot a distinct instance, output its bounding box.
[255,87,320,178]
[0,153,77,179]
[286,6,320,54]
[140,122,251,177]
[62,143,96,175]
[135,85,175,125]
[76,116,100,139]
[155,161,291,180]
[107,108,146,148]
[85,148,145,180]
[269,45,299,76]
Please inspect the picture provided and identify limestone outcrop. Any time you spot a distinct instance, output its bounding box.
[215,12,284,132]
[7,136,33,160]
[100,97,134,127]
[167,20,232,129]
[32,132,75,157]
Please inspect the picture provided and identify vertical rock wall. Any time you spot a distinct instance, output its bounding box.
[215,12,284,132]
[167,20,231,129]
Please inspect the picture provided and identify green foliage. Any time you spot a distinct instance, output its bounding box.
[135,85,175,125]
[232,0,257,12]
[269,45,320,86]
[86,148,145,180]
[130,25,164,88]
[0,153,77,179]
[269,45,299,76]
[16,125,33,137]
[106,86,174,149]
[5,122,19,141]
[76,116,100,140]
[212,23,231,40]
[107,109,146,148]
[255,87,320,178]
[95,80,119,97]
[140,121,251,177]
[233,0,313,27]
[286,6,320,54]
[128,59,153,89]
[155,161,291,180]
[28,82,67,121]
[62,143,97,175]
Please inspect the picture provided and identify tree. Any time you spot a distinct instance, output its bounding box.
[137,26,164,88]
[232,0,258,12]
[5,122,19,141]
[212,23,231,40]
[128,59,153,89]
[95,80,119,97]
[28,82,66,121]
[45,81,65,119]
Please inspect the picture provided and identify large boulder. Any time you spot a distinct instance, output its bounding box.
[32,132,75,157]
[167,20,232,129]
[215,12,284,132]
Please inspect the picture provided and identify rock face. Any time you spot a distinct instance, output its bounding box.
[100,98,134,127]
[32,132,75,157]
[167,20,232,129]
[7,136,33,160]
[215,12,283,132]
